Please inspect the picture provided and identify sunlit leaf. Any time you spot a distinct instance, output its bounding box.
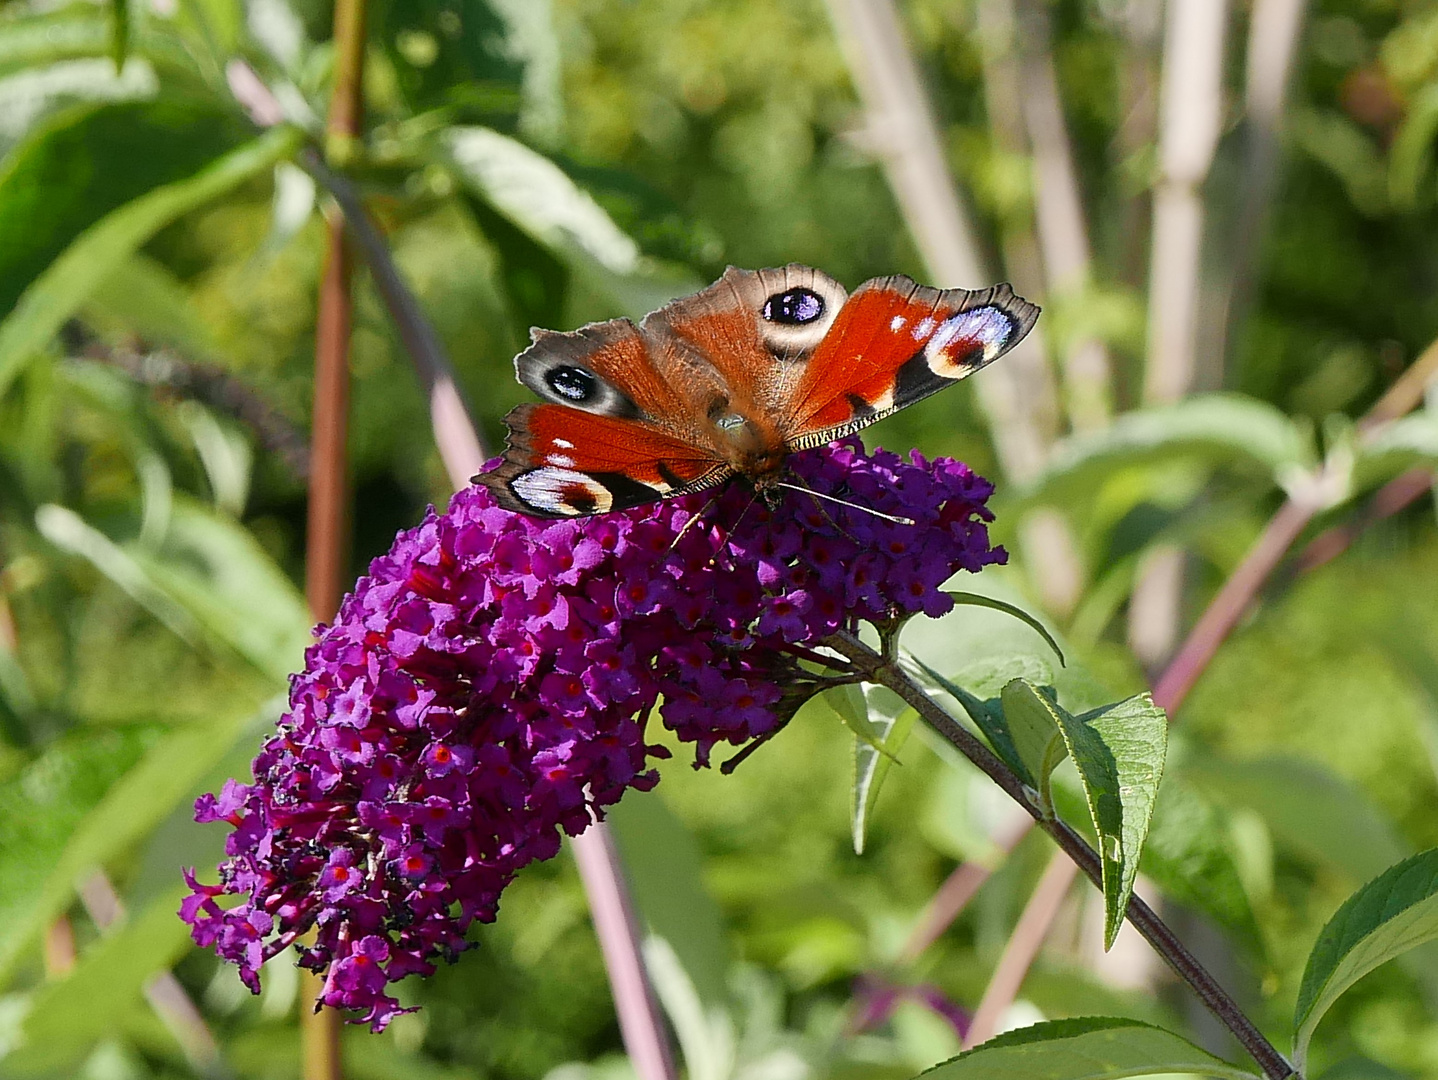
[0,124,300,398]
[999,680,1069,815]
[1293,848,1438,1068]
[0,701,261,984]
[851,685,917,855]
[824,683,898,760]
[1055,691,1167,949]
[944,591,1064,665]
[918,1016,1260,1079]
[1020,394,1313,508]
[443,125,699,319]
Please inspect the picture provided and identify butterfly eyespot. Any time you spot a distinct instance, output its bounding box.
[762,287,825,325]
[545,365,599,402]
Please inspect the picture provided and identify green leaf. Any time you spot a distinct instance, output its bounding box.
[1293,848,1438,1069]
[606,792,731,1013]
[1184,754,1406,883]
[109,0,129,71]
[443,125,699,320]
[1139,774,1265,951]
[917,1016,1260,1079]
[0,101,253,319]
[0,124,301,398]
[825,683,899,760]
[945,592,1064,665]
[999,680,1069,814]
[852,686,918,855]
[1,885,194,1075]
[0,701,262,985]
[1020,394,1313,507]
[607,790,734,1078]
[905,653,1030,783]
[132,498,311,682]
[1053,691,1168,949]
[0,730,152,982]
[0,8,113,76]
[1352,413,1438,492]
[38,497,310,683]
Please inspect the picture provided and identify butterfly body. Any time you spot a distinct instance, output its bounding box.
[478,265,1038,518]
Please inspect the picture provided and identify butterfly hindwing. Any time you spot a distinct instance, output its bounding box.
[480,405,730,518]
[784,278,1039,448]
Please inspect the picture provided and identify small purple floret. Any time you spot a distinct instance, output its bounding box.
[180,439,1004,1030]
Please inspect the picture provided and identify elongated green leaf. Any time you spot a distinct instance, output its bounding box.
[607,791,730,1014]
[1056,692,1167,949]
[0,9,113,75]
[852,686,918,854]
[1020,394,1313,507]
[1,885,193,1075]
[35,503,199,642]
[39,497,309,682]
[1139,773,1264,950]
[0,731,151,978]
[1184,755,1406,883]
[0,702,259,984]
[1000,680,1068,814]
[132,498,310,681]
[109,0,129,71]
[1293,848,1438,1068]
[825,683,898,760]
[945,592,1064,665]
[906,653,1030,783]
[0,101,253,320]
[918,1016,1260,1079]
[0,124,300,397]
[443,125,699,320]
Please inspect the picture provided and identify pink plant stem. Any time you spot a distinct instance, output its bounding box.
[897,814,1032,966]
[1151,496,1317,713]
[961,852,1078,1048]
[571,821,680,1080]
[309,143,676,1080]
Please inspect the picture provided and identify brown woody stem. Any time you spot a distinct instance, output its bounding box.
[822,629,1299,1080]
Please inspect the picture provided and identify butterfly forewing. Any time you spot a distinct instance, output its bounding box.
[783,278,1040,448]
[475,265,1039,517]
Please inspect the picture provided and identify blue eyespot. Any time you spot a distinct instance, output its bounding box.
[762,288,824,325]
[546,365,597,402]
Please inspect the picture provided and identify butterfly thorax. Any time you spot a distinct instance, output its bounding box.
[709,405,787,486]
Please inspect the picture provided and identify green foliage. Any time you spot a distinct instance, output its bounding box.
[1295,849,1438,1069]
[0,0,1435,1076]
[918,1017,1261,1080]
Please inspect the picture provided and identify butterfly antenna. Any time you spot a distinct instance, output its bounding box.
[772,481,916,526]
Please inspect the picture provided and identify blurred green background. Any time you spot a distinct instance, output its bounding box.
[1,0,1438,1078]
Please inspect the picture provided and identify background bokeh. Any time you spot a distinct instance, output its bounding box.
[1,0,1438,1078]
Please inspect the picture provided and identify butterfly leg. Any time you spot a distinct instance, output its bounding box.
[668,492,724,552]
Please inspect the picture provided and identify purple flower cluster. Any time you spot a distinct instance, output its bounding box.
[181,439,1004,1029]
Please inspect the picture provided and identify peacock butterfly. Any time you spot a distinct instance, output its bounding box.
[476,264,1039,518]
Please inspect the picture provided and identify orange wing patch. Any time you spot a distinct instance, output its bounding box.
[786,279,1038,443]
[479,405,729,518]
